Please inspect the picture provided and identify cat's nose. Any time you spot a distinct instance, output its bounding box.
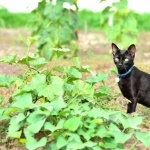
[118,63,122,66]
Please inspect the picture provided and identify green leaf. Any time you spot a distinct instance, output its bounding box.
[15,113,26,123]
[45,141,57,150]
[88,108,118,119]
[50,96,67,113]
[96,125,110,138]
[29,57,47,69]
[44,122,55,132]
[100,138,118,149]
[135,132,150,147]
[44,3,63,21]
[0,96,4,105]
[27,109,51,124]
[113,0,128,10]
[3,107,18,116]
[0,108,5,117]
[92,118,103,125]
[63,83,75,92]
[25,119,46,139]
[73,80,94,99]
[38,102,53,112]
[110,67,118,74]
[78,128,95,141]
[12,93,34,109]
[40,76,64,99]
[97,73,109,82]
[44,119,65,132]
[52,47,70,52]
[26,74,64,100]
[20,138,27,144]
[73,57,81,68]
[17,56,35,66]
[80,65,91,72]
[69,133,82,142]
[8,131,22,139]
[86,75,98,83]
[109,123,121,132]
[56,135,68,149]
[67,141,85,150]
[86,73,108,83]
[65,67,82,78]
[84,141,97,148]
[64,117,81,131]
[25,137,47,150]
[8,117,22,138]
[92,146,102,150]
[118,115,143,129]
[0,53,17,64]
[113,131,133,144]
[53,66,64,73]
[96,86,110,97]
[21,36,40,47]
[28,119,46,133]
[0,74,17,88]
[109,123,133,143]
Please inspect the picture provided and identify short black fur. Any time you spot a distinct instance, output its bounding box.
[112,43,150,113]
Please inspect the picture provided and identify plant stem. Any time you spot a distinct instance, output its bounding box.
[129,140,138,150]
[68,93,81,105]
[26,46,30,67]
[16,63,27,72]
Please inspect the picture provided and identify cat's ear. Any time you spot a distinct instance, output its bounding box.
[127,44,136,57]
[111,43,119,55]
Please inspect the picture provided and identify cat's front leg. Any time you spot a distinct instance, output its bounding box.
[127,101,137,113]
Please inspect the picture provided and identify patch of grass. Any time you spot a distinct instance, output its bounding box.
[78,9,101,31]
[136,13,150,31]
[0,8,32,28]
[79,9,150,32]
[1,7,150,32]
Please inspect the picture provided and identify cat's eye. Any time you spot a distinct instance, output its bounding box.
[115,58,119,62]
[124,58,129,62]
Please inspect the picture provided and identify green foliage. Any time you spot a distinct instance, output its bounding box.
[78,9,101,30]
[1,6,150,33]
[100,0,138,47]
[0,36,149,149]
[136,13,150,31]
[31,0,78,60]
[0,8,31,27]
[57,8,150,33]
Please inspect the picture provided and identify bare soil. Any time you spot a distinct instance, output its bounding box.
[0,28,150,149]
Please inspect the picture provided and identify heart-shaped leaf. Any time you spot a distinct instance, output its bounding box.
[12,93,35,109]
[135,132,150,147]
[64,117,81,131]
[25,137,47,150]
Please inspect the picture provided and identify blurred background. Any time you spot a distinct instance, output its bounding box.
[0,0,150,62]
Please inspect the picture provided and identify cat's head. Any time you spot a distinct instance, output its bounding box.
[111,43,136,73]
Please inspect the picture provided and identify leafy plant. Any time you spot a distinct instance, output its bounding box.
[0,37,149,149]
[30,0,79,60]
[100,0,138,47]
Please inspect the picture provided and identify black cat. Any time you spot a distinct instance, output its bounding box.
[112,43,150,113]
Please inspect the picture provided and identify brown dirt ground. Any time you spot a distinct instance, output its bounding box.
[0,28,150,149]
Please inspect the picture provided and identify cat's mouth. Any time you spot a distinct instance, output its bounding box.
[117,65,127,72]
